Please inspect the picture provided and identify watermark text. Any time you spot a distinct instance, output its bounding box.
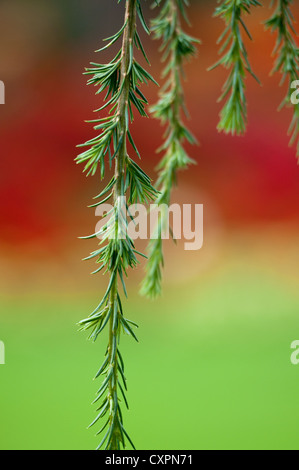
[0,341,5,365]
[0,81,5,104]
[94,197,203,251]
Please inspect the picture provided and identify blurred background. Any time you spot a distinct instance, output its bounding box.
[1,0,299,450]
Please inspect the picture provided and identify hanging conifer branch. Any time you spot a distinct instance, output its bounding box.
[76,0,158,450]
[266,0,299,160]
[140,0,199,298]
[210,0,261,135]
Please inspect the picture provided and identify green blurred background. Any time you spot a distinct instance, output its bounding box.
[0,0,299,450]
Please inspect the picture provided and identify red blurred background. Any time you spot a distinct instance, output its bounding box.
[0,0,298,288]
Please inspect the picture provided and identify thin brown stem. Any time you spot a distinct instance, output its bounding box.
[107,0,137,450]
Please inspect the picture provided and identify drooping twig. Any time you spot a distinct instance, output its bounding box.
[76,0,158,450]
[210,0,261,135]
[141,0,199,298]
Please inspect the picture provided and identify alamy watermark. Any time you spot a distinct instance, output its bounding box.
[291,80,299,105]
[93,197,203,251]
[0,81,5,104]
[0,341,5,365]
[290,340,299,365]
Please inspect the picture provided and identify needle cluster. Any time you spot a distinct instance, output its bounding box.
[141,0,198,298]
[210,0,261,135]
